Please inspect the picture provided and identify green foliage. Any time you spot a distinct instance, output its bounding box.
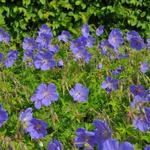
[0,0,150,40]
[0,30,150,149]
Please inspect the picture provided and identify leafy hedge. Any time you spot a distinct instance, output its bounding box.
[0,0,150,41]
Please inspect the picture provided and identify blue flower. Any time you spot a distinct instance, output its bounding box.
[71,47,91,63]
[0,28,5,42]
[133,115,149,132]
[70,36,87,52]
[130,36,145,50]
[34,52,56,70]
[74,128,95,149]
[48,44,59,54]
[69,83,89,102]
[0,104,8,127]
[146,39,150,50]
[126,30,140,41]
[31,83,59,109]
[0,53,4,62]
[102,139,119,150]
[81,24,90,37]
[19,108,33,131]
[23,38,37,51]
[5,50,18,68]
[145,145,150,150]
[0,28,10,44]
[26,118,48,139]
[101,76,119,93]
[93,119,111,144]
[58,30,71,42]
[23,51,34,66]
[97,63,103,70]
[102,139,134,150]
[130,85,146,97]
[48,139,63,150]
[130,95,147,109]
[96,25,104,36]
[133,107,150,132]
[140,62,149,73]
[117,53,129,60]
[36,33,51,49]
[119,141,134,150]
[99,40,113,55]
[108,29,124,49]
[38,24,53,38]
[112,66,124,75]
[85,35,95,48]
[57,59,64,68]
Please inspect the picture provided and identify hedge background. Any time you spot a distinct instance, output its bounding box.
[0,0,150,41]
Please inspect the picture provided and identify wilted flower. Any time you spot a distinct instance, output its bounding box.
[82,24,90,37]
[19,108,33,131]
[140,62,149,73]
[34,52,56,70]
[5,50,18,68]
[0,104,8,127]
[48,139,63,150]
[31,83,59,109]
[58,30,71,42]
[69,83,89,102]
[74,128,95,149]
[26,118,48,139]
[108,29,124,49]
[96,25,104,36]
[101,76,119,93]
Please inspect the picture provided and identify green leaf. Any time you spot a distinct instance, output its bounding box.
[39,0,46,5]
[0,8,5,25]
[75,0,82,5]
[0,0,5,3]
[38,9,43,19]
[23,0,31,5]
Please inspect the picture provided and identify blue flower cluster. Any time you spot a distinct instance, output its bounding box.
[1,23,150,149]
[74,119,134,150]
[129,85,150,132]
[0,28,18,68]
